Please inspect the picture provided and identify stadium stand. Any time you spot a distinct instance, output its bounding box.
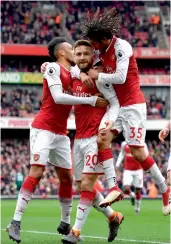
[1,1,170,198]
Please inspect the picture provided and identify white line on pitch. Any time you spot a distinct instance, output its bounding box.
[1,229,170,244]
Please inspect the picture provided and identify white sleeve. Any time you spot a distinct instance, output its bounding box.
[44,62,97,106]
[43,62,62,87]
[108,96,119,123]
[115,142,126,167]
[70,65,81,79]
[95,80,120,123]
[98,38,133,85]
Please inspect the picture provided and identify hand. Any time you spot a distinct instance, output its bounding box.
[80,72,94,88]
[116,166,120,174]
[158,128,169,143]
[41,62,49,74]
[102,120,114,132]
[94,65,104,72]
[87,69,99,80]
[95,97,109,108]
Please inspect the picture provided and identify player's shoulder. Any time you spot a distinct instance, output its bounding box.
[44,62,60,78]
[114,38,133,57]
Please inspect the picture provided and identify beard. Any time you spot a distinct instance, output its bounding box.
[78,62,93,73]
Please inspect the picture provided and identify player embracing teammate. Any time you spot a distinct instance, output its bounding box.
[77,7,170,216]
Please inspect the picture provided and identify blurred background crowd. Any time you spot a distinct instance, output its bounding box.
[1,138,170,196]
[1,87,170,119]
[2,1,170,47]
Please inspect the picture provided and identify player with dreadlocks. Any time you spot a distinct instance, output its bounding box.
[79,7,170,216]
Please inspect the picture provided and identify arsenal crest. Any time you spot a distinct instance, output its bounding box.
[34,154,40,161]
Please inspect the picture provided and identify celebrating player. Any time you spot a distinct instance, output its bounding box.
[80,7,170,215]
[62,40,124,244]
[41,40,124,243]
[116,141,145,213]
[6,37,107,243]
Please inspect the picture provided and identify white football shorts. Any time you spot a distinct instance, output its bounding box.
[123,169,143,188]
[112,103,147,147]
[74,135,104,181]
[30,127,72,169]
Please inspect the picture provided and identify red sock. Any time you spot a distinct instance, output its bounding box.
[98,148,113,162]
[124,189,131,195]
[58,183,73,199]
[136,192,142,200]
[21,176,40,193]
[80,190,96,205]
[140,156,155,171]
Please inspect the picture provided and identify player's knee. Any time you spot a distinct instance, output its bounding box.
[29,165,45,179]
[81,175,96,192]
[130,147,146,162]
[97,131,113,150]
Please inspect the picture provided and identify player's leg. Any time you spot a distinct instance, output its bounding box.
[63,136,124,243]
[123,103,170,215]
[123,170,135,205]
[6,127,50,243]
[50,134,73,235]
[97,127,124,207]
[130,146,170,215]
[135,188,142,213]
[133,169,143,213]
[55,167,73,235]
[75,149,123,243]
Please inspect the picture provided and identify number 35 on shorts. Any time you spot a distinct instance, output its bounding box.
[129,127,145,144]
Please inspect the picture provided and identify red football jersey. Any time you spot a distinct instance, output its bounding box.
[32,64,72,135]
[123,144,142,170]
[72,78,106,139]
[99,36,145,107]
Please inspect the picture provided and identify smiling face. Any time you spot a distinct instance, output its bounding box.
[74,45,94,72]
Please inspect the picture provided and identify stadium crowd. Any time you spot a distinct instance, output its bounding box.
[2,1,169,47]
[1,63,170,75]
[1,139,169,196]
[1,88,170,119]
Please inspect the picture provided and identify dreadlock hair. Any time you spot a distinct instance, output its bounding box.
[47,37,67,61]
[74,39,92,49]
[81,7,122,42]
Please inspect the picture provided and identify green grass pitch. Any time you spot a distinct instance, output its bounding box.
[1,199,170,244]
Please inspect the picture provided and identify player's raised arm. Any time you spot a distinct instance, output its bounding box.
[93,39,133,85]
[44,63,107,107]
[116,142,127,168]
